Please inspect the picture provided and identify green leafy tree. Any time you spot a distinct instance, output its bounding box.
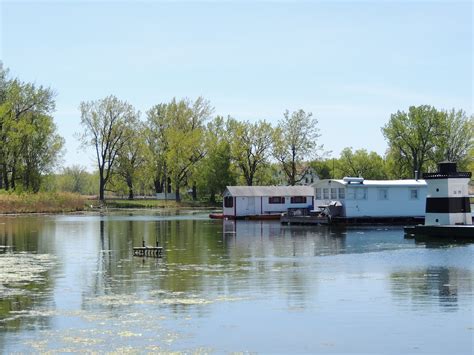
[115,122,146,199]
[0,72,60,191]
[382,105,444,178]
[273,109,322,185]
[228,118,274,186]
[57,165,92,194]
[19,113,64,191]
[310,160,333,180]
[434,109,473,170]
[78,95,138,201]
[196,116,236,202]
[166,97,212,201]
[336,147,387,179]
[145,103,171,195]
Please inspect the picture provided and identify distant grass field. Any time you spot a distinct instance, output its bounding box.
[0,192,86,214]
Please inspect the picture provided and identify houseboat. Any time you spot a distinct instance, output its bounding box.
[222,186,314,219]
[309,177,428,223]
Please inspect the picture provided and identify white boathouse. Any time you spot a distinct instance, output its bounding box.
[223,186,314,218]
[313,177,428,218]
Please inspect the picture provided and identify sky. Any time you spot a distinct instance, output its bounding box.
[0,0,472,171]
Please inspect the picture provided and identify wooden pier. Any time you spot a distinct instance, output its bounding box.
[133,241,163,257]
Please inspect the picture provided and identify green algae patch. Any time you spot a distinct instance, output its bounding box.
[0,253,56,296]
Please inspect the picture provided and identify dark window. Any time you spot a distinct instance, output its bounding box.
[224,196,234,208]
[269,196,285,204]
[290,196,307,204]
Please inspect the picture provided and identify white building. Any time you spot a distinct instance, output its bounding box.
[223,186,314,218]
[313,177,427,218]
[424,162,472,226]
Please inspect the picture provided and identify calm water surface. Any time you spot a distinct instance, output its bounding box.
[0,210,472,353]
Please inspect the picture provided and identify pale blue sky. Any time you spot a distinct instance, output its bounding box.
[1,0,472,171]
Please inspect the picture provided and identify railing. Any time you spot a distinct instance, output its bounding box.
[423,172,471,179]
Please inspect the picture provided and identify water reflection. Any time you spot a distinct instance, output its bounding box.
[223,220,416,257]
[390,267,473,312]
[0,213,472,353]
[0,217,55,333]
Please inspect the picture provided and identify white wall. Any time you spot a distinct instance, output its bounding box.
[224,195,313,217]
[344,186,426,217]
[260,196,313,215]
[314,183,427,217]
[425,178,472,225]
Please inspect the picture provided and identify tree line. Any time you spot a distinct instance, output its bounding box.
[77,95,322,201]
[78,96,472,202]
[0,62,472,200]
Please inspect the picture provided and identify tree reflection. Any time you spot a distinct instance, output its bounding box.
[0,217,54,337]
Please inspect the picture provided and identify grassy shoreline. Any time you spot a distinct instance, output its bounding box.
[0,192,86,214]
[104,199,219,209]
[0,193,220,214]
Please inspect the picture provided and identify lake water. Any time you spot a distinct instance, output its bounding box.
[0,210,473,353]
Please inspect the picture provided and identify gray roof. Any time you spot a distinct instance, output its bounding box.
[225,185,314,197]
[313,179,427,187]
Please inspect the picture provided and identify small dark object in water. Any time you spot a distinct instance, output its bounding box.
[209,213,224,219]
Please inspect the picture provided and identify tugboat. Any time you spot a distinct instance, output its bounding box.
[404,161,473,239]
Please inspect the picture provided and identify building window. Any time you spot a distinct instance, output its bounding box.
[305,177,309,184]
[316,188,322,199]
[410,189,418,200]
[224,196,233,208]
[331,188,337,199]
[291,196,307,204]
[338,188,345,199]
[323,188,329,199]
[269,196,285,204]
[347,188,356,200]
[378,188,388,200]
[356,188,368,200]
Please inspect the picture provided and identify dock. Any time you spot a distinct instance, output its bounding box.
[133,241,163,257]
[281,215,424,226]
[280,215,329,225]
[404,225,474,240]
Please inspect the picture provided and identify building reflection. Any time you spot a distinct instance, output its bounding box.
[222,220,347,257]
[390,267,472,311]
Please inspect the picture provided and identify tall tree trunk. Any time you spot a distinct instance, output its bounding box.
[192,182,197,201]
[10,167,16,190]
[99,169,105,201]
[127,174,134,200]
[153,177,163,194]
[209,190,216,204]
[2,165,8,190]
[175,185,180,202]
[24,167,30,191]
